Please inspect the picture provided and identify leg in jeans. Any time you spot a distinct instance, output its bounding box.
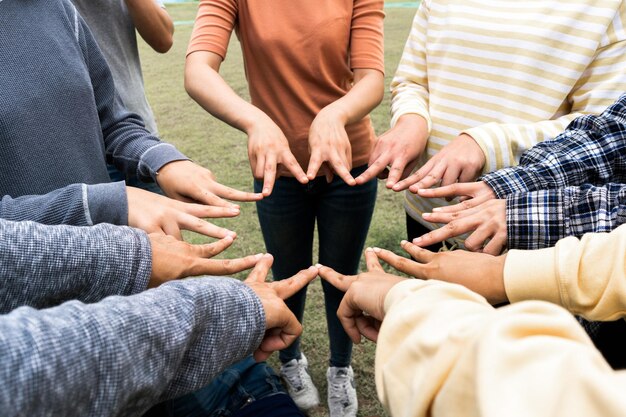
[254,177,316,364]
[317,165,377,367]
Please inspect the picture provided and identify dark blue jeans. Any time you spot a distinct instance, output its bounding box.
[254,165,377,367]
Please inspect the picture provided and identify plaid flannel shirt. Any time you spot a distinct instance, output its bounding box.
[481,94,626,249]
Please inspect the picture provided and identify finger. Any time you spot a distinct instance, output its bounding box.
[441,166,461,188]
[329,156,356,186]
[272,266,319,299]
[355,316,380,343]
[161,221,183,241]
[262,154,278,196]
[206,182,264,203]
[177,212,235,239]
[254,154,266,180]
[393,161,432,191]
[417,183,468,199]
[364,248,384,272]
[372,247,422,277]
[317,265,356,292]
[463,226,496,253]
[385,158,410,188]
[409,162,446,192]
[412,220,475,247]
[459,167,479,183]
[235,254,270,282]
[422,205,480,224]
[193,235,235,259]
[336,296,364,344]
[259,310,302,352]
[482,233,507,256]
[427,199,481,214]
[400,240,436,263]
[354,155,389,185]
[306,152,324,180]
[183,186,237,208]
[280,152,309,184]
[176,202,241,218]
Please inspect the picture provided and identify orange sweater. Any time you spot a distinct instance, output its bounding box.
[187,0,385,172]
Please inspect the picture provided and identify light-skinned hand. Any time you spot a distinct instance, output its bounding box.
[156,160,264,207]
[394,134,485,192]
[248,118,309,196]
[306,108,355,185]
[149,234,263,287]
[243,254,319,361]
[127,186,238,240]
[417,181,496,207]
[317,249,406,343]
[373,241,507,304]
[417,199,507,254]
[356,114,429,188]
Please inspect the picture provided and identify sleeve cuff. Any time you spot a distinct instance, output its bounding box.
[504,248,561,305]
[137,143,189,182]
[85,181,129,226]
[127,229,153,295]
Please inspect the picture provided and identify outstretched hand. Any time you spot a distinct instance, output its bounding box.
[156,160,264,206]
[318,250,406,343]
[416,181,496,206]
[149,235,263,287]
[244,255,319,361]
[372,241,507,304]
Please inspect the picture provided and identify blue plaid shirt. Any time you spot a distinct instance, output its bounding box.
[481,94,626,249]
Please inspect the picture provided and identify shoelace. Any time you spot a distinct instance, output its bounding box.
[283,364,305,390]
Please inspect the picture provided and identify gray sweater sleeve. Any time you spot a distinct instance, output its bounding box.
[75,7,188,183]
[0,182,128,226]
[0,277,266,417]
[0,218,151,313]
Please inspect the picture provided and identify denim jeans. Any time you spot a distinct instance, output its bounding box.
[107,163,163,194]
[254,165,377,367]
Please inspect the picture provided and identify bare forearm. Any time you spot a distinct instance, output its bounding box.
[322,69,384,125]
[124,0,173,53]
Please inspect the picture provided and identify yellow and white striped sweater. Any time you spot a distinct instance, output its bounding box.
[393,0,626,244]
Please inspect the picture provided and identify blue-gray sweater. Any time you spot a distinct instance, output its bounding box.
[0,0,187,224]
[0,218,265,416]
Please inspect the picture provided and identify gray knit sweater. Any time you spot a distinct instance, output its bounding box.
[0,0,187,224]
[0,218,265,416]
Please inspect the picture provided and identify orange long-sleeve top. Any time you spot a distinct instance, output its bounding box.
[187,0,385,172]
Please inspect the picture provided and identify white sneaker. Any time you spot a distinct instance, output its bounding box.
[280,353,320,410]
[327,366,358,417]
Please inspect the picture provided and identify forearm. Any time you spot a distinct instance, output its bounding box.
[0,278,265,417]
[0,219,151,313]
[185,52,271,134]
[377,279,626,417]
[321,69,384,126]
[125,0,173,53]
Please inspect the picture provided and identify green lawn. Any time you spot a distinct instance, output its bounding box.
[140,5,416,416]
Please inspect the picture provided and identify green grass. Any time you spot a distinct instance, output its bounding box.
[140,6,416,416]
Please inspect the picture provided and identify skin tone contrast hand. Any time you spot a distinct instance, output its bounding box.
[372,241,508,304]
[243,255,319,361]
[149,235,263,288]
[156,160,263,207]
[318,249,406,343]
[127,186,239,240]
[394,133,486,192]
[124,0,174,53]
[417,199,507,255]
[355,114,429,188]
[416,181,496,207]
[308,68,384,186]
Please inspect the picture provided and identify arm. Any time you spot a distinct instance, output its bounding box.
[467,5,626,174]
[125,0,174,53]
[377,279,626,417]
[0,278,265,417]
[482,94,626,197]
[506,183,626,249]
[0,182,127,226]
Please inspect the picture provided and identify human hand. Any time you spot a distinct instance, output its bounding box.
[248,118,309,196]
[317,249,406,343]
[149,234,263,287]
[127,187,238,240]
[306,109,355,185]
[355,114,429,188]
[243,254,319,361]
[417,199,507,255]
[394,134,486,192]
[156,160,263,207]
[372,241,507,304]
[417,181,496,206]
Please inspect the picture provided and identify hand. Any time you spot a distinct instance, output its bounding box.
[248,119,309,196]
[156,160,263,207]
[243,254,319,361]
[372,241,507,304]
[395,134,486,192]
[306,109,355,185]
[127,187,238,240]
[317,249,406,343]
[417,199,507,255]
[417,181,496,207]
[149,234,263,287]
[355,114,429,188]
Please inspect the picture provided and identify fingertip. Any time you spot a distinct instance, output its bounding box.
[365,247,373,253]
[315,263,323,269]
[400,240,408,246]
[372,247,381,253]
[413,237,422,244]
[422,212,432,218]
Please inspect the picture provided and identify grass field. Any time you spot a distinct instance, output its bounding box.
[140,5,417,416]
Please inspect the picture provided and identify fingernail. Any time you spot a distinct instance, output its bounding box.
[315,263,323,268]
[373,247,381,253]
[422,213,432,218]
[365,247,373,252]
[309,265,319,271]
[224,235,234,242]
[432,207,441,212]
[413,237,422,243]
[255,253,264,259]
[230,207,240,214]
[263,188,270,194]
[400,240,408,246]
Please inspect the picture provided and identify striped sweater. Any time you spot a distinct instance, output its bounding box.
[392,0,626,242]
